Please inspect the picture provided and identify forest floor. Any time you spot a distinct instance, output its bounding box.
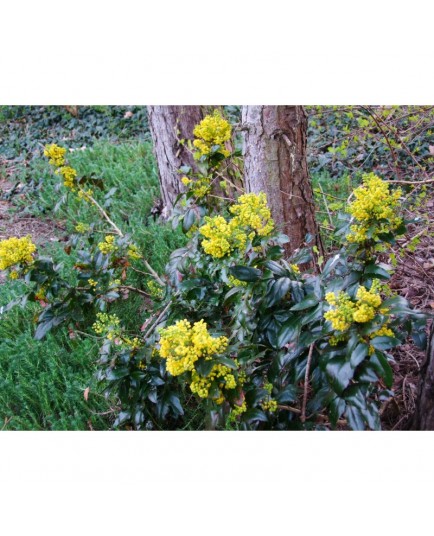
[382,197,434,430]
[0,172,62,284]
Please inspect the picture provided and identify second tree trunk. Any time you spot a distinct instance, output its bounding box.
[242,105,321,258]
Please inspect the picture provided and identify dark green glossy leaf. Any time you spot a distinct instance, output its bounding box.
[277,316,300,348]
[325,358,354,394]
[370,352,393,388]
[275,384,298,404]
[370,336,400,351]
[242,409,268,423]
[345,404,365,430]
[290,295,319,311]
[364,263,391,280]
[229,265,262,282]
[329,396,346,426]
[350,342,368,367]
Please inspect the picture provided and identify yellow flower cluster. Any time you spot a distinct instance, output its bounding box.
[261,399,278,412]
[180,175,212,199]
[147,280,165,300]
[231,401,247,417]
[56,166,77,189]
[77,188,93,202]
[346,174,402,243]
[190,363,237,401]
[88,278,98,288]
[227,275,248,288]
[159,319,228,377]
[75,222,90,233]
[325,285,386,332]
[98,235,118,254]
[193,111,232,158]
[199,193,274,259]
[229,192,274,237]
[93,312,121,338]
[44,144,66,167]
[0,236,36,271]
[127,244,142,260]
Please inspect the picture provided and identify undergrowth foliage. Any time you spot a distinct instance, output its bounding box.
[0,112,427,430]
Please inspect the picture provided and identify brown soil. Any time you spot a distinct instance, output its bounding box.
[0,173,64,284]
[381,193,434,430]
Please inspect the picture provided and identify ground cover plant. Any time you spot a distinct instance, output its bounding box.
[0,108,429,430]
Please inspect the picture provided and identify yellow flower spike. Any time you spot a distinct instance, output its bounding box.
[0,236,37,271]
[44,144,66,167]
[159,319,228,378]
[193,111,232,158]
[98,235,118,255]
[57,166,77,189]
[346,174,402,244]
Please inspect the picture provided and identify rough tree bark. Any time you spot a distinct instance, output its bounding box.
[410,326,434,430]
[147,106,204,216]
[242,105,323,258]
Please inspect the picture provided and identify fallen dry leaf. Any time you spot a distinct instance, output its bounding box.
[84,387,90,401]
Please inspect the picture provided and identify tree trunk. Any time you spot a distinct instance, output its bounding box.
[410,326,434,430]
[147,106,204,217]
[242,105,322,259]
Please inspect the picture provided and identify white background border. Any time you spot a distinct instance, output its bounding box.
[1,1,433,534]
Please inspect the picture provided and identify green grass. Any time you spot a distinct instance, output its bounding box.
[0,282,114,430]
[311,171,359,249]
[0,140,185,430]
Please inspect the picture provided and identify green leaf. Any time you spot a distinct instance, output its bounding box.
[364,263,391,280]
[275,384,298,404]
[370,352,393,388]
[34,319,56,340]
[168,394,184,416]
[290,295,319,311]
[265,277,292,308]
[214,356,237,370]
[229,265,262,282]
[245,388,268,407]
[182,208,197,233]
[195,359,215,377]
[242,409,268,423]
[106,367,130,380]
[325,358,354,394]
[370,336,400,351]
[329,396,346,426]
[277,316,300,348]
[350,342,368,368]
[264,260,287,276]
[345,405,365,430]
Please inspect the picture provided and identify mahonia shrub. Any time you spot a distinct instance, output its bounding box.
[0,112,427,431]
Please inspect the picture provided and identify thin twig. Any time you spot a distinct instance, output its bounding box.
[301,344,315,423]
[86,191,124,237]
[142,300,172,341]
[119,285,151,297]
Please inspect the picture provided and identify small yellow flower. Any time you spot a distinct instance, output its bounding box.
[159,319,228,377]
[0,236,36,271]
[193,111,232,159]
[127,244,142,260]
[75,222,90,233]
[57,166,77,189]
[98,235,117,255]
[44,144,66,167]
